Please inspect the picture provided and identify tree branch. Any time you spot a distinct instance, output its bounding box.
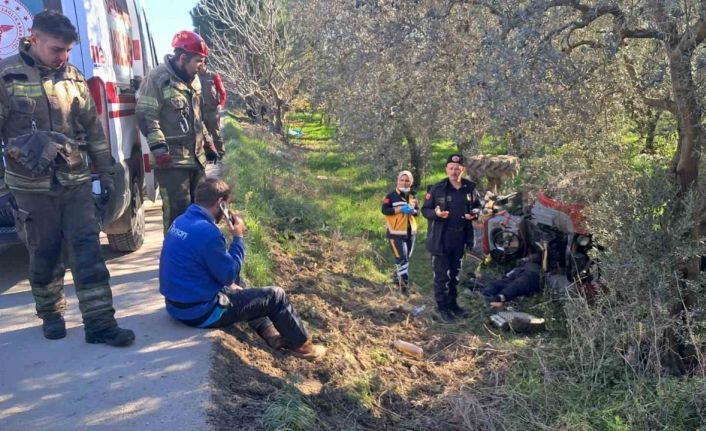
[622,55,677,115]
[679,2,706,53]
[642,96,677,114]
[542,1,664,44]
[564,39,604,52]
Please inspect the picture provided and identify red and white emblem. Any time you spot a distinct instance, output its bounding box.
[0,1,32,60]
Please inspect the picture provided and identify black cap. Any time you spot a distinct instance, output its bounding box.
[446,153,464,165]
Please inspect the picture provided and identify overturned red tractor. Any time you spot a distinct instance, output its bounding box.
[475,189,599,287]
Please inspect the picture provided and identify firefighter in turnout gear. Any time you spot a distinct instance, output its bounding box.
[198,65,226,160]
[381,170,418,295]
[422,154,481,322]
[136,30,218,234]
[0,11,134,346]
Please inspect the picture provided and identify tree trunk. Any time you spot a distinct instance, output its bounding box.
[661,44,704,375]
[668,49,702,194]
[668,47,703,284]
[404,131,423,186]
[642,111,661,155]
[507,130,524,156]
[273,98,284,135]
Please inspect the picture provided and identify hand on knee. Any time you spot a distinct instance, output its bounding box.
[271,286,286,302]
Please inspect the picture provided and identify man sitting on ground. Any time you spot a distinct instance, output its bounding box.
[159,178,326,361]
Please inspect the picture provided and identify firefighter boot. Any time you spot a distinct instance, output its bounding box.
[289,339,327,362]
[86,325,135,347]
[42,315,67,340]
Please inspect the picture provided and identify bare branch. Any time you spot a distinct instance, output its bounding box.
[542,1,664,43]
[198,0,298,133]
[679,1,706,53]
[622,55,677,115]
[564,39,605,52]
[642,96,678,114]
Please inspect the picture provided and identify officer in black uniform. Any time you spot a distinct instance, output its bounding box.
[422,154,480,321]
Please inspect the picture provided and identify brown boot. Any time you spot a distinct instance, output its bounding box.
[257,325,286,350]
[288,339,327,361]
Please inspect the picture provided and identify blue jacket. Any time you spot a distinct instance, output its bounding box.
[159,204,244,321]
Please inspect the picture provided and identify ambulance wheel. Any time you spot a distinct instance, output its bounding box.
[107,179,145,252]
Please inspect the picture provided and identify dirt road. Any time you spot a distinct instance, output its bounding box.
[0,202,213,431]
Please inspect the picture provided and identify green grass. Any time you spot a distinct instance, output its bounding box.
[220,122,272,285]
[287,111,337,142]
[261,383,318,431]
[343,373,377,411]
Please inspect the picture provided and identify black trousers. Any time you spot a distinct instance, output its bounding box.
[202,287,309,348]
[431,244,465,309]
[482,269,541,302]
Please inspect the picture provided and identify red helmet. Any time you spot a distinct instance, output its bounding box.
[171,30,209,57]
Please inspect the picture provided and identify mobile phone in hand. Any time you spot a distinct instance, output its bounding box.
[219,201,234,224]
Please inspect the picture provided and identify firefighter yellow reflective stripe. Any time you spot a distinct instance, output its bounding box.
[162,86,189,102]
[137,95,159,109]
[7,83,43,97]
[4,170,52,191]
[84,94,95,110]
[148,130,166,144]
[162,87,178,98]
[42,80,56,97]
[87,144,111,155]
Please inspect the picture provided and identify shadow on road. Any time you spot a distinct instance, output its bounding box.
[0,205,163,295]
[0,307,211,430]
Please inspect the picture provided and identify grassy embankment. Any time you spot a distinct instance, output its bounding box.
[211,113,705,431]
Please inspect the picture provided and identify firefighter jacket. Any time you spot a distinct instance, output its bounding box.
[422,177,480,254]
[136,55,208,169]
[198,70,226,113]
[0,40,114,193]
[381,189,418,239]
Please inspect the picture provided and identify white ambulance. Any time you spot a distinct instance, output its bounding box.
[0,0,159,252]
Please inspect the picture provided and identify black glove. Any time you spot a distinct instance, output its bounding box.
[99,175,114,205]
[0,192,16,224]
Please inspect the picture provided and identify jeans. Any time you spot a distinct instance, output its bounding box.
[205,286,309,348]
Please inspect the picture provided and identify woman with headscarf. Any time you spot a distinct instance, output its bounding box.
[381,170,419,295]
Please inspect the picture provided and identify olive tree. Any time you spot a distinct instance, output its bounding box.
[193,0,300,134]
[290,0,621,180]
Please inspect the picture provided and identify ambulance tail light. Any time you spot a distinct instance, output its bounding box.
[88,77,104,116]
[87,77,113,173]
